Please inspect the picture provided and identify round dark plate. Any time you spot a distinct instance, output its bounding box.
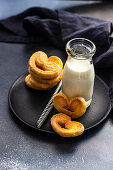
[9,73,111,134]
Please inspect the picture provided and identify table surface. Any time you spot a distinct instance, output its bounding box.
[0,1,113,170]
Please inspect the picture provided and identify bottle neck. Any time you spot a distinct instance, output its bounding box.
[67,53,93,63]
[66,38,96,61]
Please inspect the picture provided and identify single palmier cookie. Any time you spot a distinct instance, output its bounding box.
[29,51,63,80]
[25,74,61,90]
[53,93,87,119]
[51,113,84,137]
[29,68,63,85]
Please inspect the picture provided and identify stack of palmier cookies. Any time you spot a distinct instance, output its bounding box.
[25,51,63,90]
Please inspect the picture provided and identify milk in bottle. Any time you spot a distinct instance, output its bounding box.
[62,38,96,107]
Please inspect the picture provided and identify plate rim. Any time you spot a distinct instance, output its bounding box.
[8,72,111,135]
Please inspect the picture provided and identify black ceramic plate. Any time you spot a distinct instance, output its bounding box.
[9,73,111,134]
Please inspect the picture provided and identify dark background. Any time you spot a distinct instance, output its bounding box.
[0,1,113,170]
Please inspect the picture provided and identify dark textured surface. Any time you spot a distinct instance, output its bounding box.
[9,73,111,133]
[1,1,113,170]
[0,42,113,170]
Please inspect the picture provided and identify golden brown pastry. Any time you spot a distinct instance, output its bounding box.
[28,51,63,80]
[25,74,62,90]
[25,51,63,90]
[51,113,84,137]
[53,93,87,119]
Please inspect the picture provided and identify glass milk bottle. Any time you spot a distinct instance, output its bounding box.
[62,38,96,107]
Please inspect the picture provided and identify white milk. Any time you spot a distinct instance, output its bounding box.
[62,58,95,106]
